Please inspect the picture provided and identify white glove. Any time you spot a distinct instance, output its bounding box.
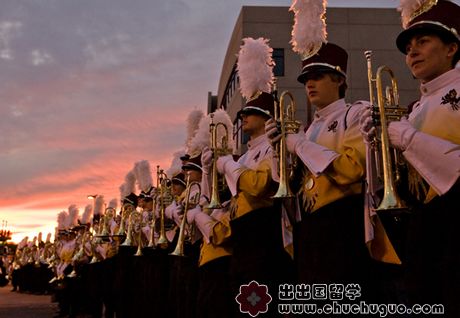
[201,146,213,175]
[171,204,183,225]
[285,133,303,154]
[388,118,417,151]
[359,107,376,144]
[186,206,201,224]
[265,118,281,145]
[216,155,234,174]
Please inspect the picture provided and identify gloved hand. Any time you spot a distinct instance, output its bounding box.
[265,118,281,145]
[359,107,376,144]
[201,146,213,175]
[388,118,417,151]
[171,204,183,225]
[186,206,201,224]
[216,155,234,174]
[285,132,303,154]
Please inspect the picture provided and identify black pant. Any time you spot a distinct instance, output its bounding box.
[294,195,375,301]
[404,184,460,317]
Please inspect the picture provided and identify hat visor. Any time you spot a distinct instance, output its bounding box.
[396,22,460,54]
[297,65,345,84]
[181,162,202,172]
[236,106,271,120]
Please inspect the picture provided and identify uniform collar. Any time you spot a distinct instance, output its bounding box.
[313,98,346,120]
[420,68,460,96]
[247,134,268,149]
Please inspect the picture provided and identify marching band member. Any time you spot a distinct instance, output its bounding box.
[134,160,155,246]
[361,0,460,314]
[266,0,373,296]
[201,37,293,315]
[183,109,235,318]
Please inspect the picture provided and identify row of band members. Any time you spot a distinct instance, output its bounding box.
[43,1,460,317]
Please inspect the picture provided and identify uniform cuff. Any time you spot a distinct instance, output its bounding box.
[294,139,339,176]
[404,131,460,195]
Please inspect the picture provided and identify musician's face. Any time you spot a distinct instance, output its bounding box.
[241,113,266,137]
[140,200,151,211]
[405,34,457,83]
[137,198,146,209]
[304,73,342,109]
[185,169,202,183]
[172,183,185,196]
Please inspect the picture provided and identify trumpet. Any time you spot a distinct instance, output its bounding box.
[170,174,201,257]
[117,203,134,236]
[207,113,231,209]
[156,166,172,249]
[365,50,407,211]
[273,89,300,199]
[121,209,141,247]
[99,207,116,237]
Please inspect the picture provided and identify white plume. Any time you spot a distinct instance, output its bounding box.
[46,233,52,243]
[18,236,28,249]
[81,204,93,224]
[57,210,68,230]
[166,150,186,178]
[94,195,105,216]
[108,198,118,210]
[134,160,153,193]
[28,237,36,248]
[398,0,425,28]
[236,37,274,100]
[67,204,80,228]
[121,170,136,199]
[290,0,328,57]
[185,109,205,154]
[189,109,235,155]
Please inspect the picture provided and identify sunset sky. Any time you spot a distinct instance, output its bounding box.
[0,0,430,243]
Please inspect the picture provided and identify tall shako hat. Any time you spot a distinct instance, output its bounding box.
[120,170,138,207]
[297,43,348,83]
[134,160,154,201]
[182,154,202,172]
[236,37,275,120]
[290,0,347,84]
[396,0,460,53]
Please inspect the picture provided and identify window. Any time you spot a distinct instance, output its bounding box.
[221,65,238,109]
[273,48,284,77]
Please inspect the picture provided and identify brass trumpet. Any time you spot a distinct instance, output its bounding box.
[156,166,172,249]
[365,50,407,211]
[273,89,300,199]
[207,113,231,209]
[117,203,134,236]
[170,174,201,257]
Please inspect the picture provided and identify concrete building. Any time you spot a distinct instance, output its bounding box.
[209,6,419,153]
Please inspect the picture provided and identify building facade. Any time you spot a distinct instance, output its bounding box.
[209,6,419,153]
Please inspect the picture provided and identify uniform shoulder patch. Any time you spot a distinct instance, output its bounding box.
[327,120,338,132]
[441,89,460,111]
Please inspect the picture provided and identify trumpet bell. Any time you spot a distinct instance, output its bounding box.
[272,185,294,199]
[377,190,407,212]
